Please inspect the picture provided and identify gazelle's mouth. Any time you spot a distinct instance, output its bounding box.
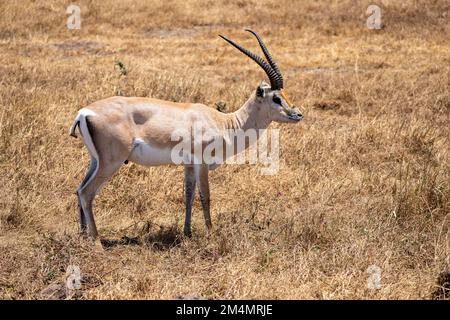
[288,112,303,122]
[284,106,303,122]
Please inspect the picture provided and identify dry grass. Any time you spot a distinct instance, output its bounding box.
[0,0,449,299]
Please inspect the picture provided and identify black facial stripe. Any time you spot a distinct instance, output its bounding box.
[272,95,282,105]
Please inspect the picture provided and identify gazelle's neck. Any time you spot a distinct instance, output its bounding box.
[231,95,271,131]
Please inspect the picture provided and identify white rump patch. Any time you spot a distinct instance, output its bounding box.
[78,108,97,118]
[76,108,99,191]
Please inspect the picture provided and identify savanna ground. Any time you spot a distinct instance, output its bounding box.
[0,0,449,299]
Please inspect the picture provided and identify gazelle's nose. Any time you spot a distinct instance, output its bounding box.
[294,106,304,119]
[287,107,303,121]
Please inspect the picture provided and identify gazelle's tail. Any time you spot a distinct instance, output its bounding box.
[70,108,99,192]
[69,112,82,138]
[69,109,99,160]
[70,109,100,189]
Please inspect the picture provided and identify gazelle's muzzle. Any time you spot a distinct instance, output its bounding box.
[286,107,303,121]
[280,89,303,121]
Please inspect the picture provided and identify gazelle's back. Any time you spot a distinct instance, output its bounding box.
[86,96,223,141]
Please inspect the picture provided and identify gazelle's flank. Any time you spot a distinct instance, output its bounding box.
[70,30,303,239]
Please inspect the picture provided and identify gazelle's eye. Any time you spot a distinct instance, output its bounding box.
[272,96,282,105]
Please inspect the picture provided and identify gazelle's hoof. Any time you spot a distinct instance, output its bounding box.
[94,238,104,251]
[183,228,192,238]
[183,232,192,238]
[205,224,213,237]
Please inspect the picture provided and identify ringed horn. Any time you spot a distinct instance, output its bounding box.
[219,29,284,90]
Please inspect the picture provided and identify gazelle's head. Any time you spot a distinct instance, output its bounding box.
[220,29,303,123]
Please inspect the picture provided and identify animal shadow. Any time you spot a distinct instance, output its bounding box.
[100,235,141,248]
[141,224,182,250]
[100,224,182,251]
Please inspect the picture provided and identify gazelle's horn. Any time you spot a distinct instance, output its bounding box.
[219,34,282,90]
[245,29,283,89]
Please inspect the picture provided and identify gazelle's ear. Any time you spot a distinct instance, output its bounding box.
[256,83,266,98]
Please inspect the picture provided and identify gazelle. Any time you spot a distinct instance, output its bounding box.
[70,30,303,239]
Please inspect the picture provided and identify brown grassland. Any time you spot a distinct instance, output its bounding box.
[0,0,449,299]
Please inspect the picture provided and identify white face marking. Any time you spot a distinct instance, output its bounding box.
[128,138,174,166]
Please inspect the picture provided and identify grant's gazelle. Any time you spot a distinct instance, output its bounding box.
[70,30,303,239]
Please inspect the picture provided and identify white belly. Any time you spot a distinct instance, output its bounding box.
[128,138,174,166]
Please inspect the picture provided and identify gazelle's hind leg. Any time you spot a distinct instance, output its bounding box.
[77,161,123,239]
[77,157,98,233]
[75,114,130,239]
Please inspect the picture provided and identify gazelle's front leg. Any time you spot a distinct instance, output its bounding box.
[195,164,212,232]
[184,165,196,236]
